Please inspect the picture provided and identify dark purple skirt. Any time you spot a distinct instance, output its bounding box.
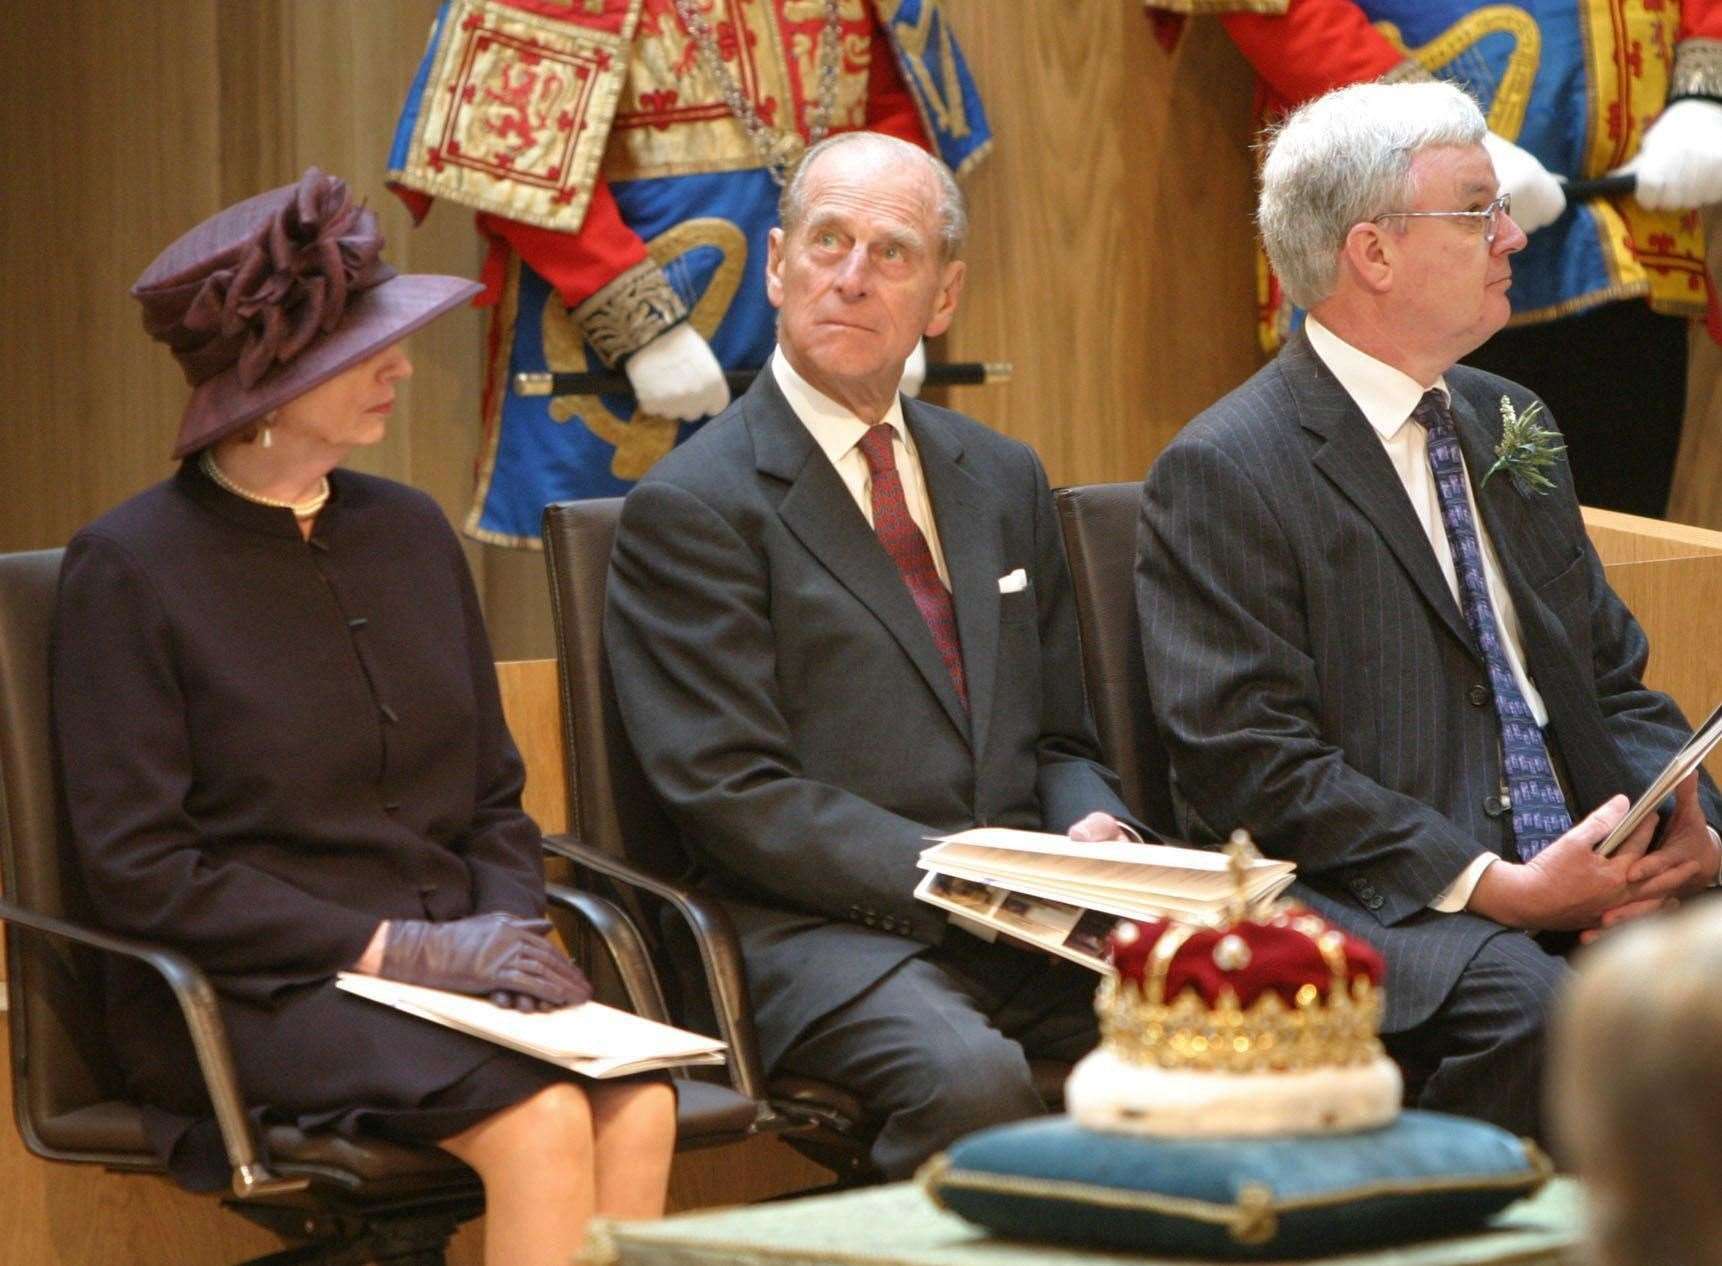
[120,975,630,1192]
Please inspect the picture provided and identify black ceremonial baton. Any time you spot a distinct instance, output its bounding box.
[513,361,1013,398]
[1560,173,1637,200]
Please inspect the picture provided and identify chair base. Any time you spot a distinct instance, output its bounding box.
[778,1125,877,1191]
[226,1190,483,1266]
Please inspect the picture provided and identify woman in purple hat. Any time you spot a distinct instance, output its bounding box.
[50,169,675,1264]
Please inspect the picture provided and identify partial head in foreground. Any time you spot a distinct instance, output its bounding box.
[1552,903,1722,1266]
[768,132,966,420]
[1258,81,1526,376]
[132,168,481,459]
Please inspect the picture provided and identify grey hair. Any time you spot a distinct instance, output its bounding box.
[779,131,968,260]
[1257,81,1487,308]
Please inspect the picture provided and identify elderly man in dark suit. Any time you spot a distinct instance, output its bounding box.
[1136,80,1722,1141]
[606,131,1138,1178]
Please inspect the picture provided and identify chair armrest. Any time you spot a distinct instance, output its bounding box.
[544,882,672,1024]
[542,834,769,1103]
[0,897,308,1201]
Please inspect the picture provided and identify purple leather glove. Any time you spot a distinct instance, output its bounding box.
[380,912,592,1008]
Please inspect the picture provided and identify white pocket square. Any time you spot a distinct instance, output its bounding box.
[997,568,1028,594]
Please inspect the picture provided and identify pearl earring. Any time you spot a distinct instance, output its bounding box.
[260,425,273,449]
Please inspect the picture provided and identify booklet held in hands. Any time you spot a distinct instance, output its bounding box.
[914,827,1295,972]
[336,973,726,1078]
[1594,699,1722,857]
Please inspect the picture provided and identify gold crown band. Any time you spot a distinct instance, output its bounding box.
[1098,973,1385,1075]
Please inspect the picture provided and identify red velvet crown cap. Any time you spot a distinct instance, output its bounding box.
[1108,906,1385,1011]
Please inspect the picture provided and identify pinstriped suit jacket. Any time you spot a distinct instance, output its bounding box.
[1136,329,1722,1032]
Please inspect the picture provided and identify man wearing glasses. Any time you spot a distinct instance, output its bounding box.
[1135,81,1722,1142]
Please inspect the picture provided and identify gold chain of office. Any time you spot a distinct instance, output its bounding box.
[671,0,844,186]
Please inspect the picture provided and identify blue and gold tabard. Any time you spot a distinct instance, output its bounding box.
[1248,1,1712,349]
[389,0,990,546]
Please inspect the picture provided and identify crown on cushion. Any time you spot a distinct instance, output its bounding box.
[1066,834,1401,1137]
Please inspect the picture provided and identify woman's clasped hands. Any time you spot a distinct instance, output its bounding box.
[379,912,593,1012]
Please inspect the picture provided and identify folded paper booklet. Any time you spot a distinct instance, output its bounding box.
[1595,698,1722,857]
[914,828,1296,972]
[336,974,727,1079]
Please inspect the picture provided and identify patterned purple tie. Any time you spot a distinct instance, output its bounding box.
[1416,390,1570,859]
[857,424,967,709]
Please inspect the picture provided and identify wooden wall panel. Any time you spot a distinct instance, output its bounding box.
[0,0,490,587]
[933,4,1262,487]
[0,1,223,551]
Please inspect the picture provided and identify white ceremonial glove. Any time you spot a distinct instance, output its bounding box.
[899,338,928,398]
[1482,131,1567,233]
[1627,98,1722,209]
[624,323,731,421]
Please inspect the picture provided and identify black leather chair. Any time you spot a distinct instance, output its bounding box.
[0,547,740,1262]
[540,497,1075,1186]
[0,548,496,1263]
[541,499,871,1182]
[1053,481,1179,836]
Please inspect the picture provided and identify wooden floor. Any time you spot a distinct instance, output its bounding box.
[0,1017,831,1266]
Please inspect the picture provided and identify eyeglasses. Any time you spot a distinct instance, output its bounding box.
[1372,193,1514,246]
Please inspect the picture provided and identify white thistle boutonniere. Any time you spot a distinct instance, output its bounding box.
[1482,395,1565,495]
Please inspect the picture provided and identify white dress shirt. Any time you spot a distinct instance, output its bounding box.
[1304,317,1551,911]
[770,346,951,588]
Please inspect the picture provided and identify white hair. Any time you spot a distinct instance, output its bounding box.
[1257,81,1487,308]
[779,131,968,260]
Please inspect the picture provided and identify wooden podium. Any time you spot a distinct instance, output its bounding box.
[1584,507,1722,782]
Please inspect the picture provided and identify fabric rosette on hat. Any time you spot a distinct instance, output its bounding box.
[131,167,481,458]
[1066,874,1402,1138]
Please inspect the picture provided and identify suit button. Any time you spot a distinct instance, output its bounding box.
[1468,684,1491,708]
[1365,894,1385,911]
[848,905,862,920]
[1483,794,1509,818]
[863,914,878,928]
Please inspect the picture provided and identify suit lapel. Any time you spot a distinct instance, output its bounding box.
[749,374,973,742]
[1450,389,1536,570]
[1287,334,1481,663]
[909,398,999,761]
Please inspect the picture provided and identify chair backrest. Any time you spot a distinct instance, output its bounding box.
[541,499,689,889]
[1053,483,1179,837]
[0,549,134,1157]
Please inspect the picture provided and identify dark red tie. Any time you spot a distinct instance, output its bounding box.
[857,424,967,708]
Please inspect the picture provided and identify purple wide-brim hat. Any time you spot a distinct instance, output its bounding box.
[132,168,481,458]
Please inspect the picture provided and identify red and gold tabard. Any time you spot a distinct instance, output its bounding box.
[390,0,990,545]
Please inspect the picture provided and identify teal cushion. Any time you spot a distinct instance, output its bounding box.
[922,1111,1549,1258]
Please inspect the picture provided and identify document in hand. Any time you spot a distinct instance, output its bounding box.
[914,828,1296,972]
[1595,699,1722,856]
[335,973,727,1078]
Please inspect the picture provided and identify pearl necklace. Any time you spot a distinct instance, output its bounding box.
[200,449,331,519]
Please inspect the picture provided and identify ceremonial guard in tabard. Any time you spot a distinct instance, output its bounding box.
[388,0,990,546]
[1147,0,1722,516]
